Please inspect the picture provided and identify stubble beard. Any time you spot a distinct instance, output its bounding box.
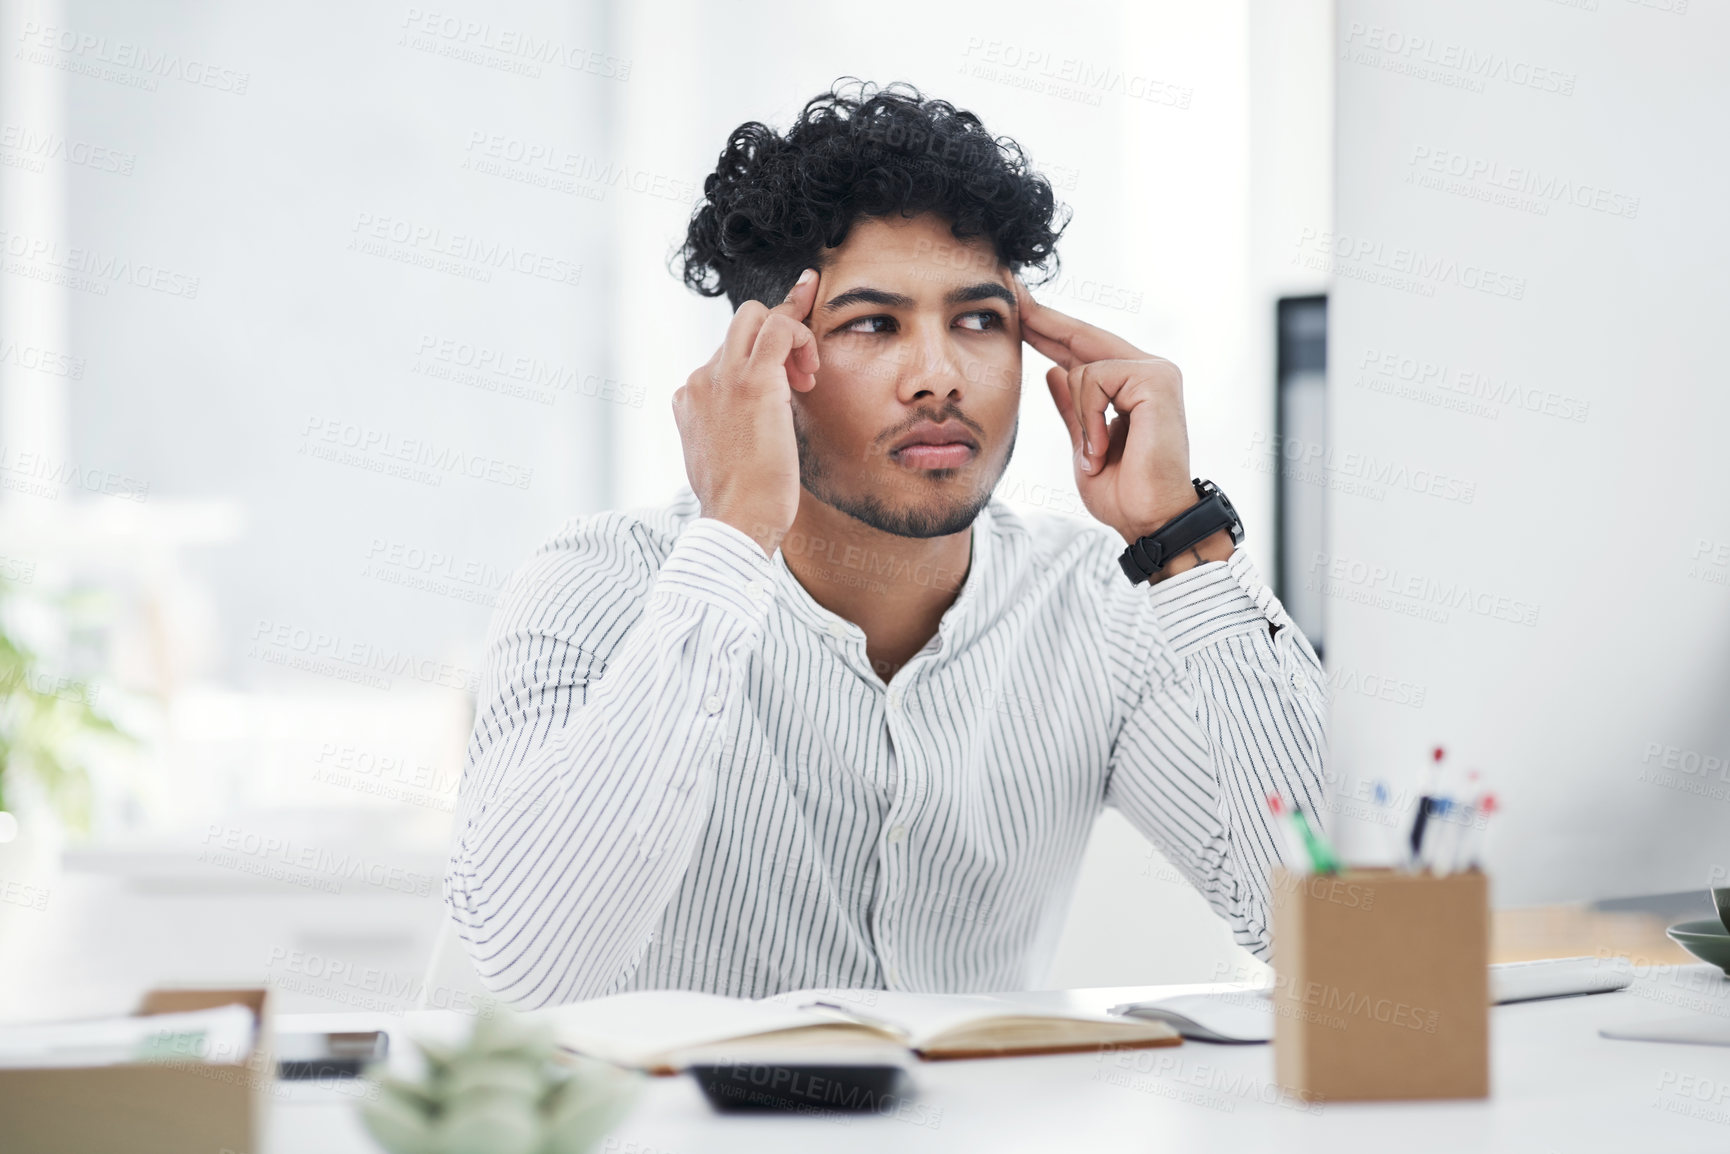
[793,415,1018,540]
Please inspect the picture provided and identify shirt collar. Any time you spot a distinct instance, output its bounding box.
[769,501,1012,655]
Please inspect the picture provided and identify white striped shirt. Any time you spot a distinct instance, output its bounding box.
[445,489,1328,1008]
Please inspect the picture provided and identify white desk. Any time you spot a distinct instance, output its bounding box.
[272,966,1730,1153]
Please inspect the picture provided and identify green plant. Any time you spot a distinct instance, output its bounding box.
[362,1011,641,1154]
[0,586,126,832]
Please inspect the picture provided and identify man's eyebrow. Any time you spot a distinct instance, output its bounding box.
[818,282,1018,314]
[945,282,1017,311]
[819,287,917,314]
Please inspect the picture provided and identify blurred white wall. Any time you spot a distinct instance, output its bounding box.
[1329,0,1730,902]
[0,0,625,1015]
[4,0,621,827]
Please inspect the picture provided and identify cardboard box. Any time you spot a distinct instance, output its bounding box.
[1272,868,1489,1101]
[0,987,274,1154]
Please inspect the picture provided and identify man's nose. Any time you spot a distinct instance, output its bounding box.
[897,328,965,400]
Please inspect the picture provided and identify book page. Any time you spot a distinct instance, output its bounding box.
[778,989,1138,1050]
[537,990,826,1067]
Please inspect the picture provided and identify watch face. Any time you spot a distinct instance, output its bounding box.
[1201,480,1245,544]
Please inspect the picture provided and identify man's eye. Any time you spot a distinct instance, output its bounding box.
[956,310,1002,332]
[840,315,896,335]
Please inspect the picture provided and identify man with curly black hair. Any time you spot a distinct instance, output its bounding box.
[447,80,1327,1007]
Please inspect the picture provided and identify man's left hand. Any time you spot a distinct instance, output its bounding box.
[1015,278,1235,574]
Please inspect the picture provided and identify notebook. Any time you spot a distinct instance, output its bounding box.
[1600,1016,1730,1047]
[1108,959,1640,1044]
[0,1004,258,1069]
[533,988,1181,1073]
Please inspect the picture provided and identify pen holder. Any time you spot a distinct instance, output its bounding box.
[1271,867,1488,1101]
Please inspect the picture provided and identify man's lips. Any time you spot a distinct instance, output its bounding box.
[889,423,979,470]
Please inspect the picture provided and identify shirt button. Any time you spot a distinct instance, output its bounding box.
[703,695,723,715]
[826,621,848,640]
[888,825,907,844]
[886,965,901,986]
[744,579,767,600]
[1290,672,1310,694]
[887,688,902,710]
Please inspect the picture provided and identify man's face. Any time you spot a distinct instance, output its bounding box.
[793,212,1022,539]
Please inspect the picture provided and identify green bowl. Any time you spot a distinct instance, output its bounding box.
[1667,919,1730,975]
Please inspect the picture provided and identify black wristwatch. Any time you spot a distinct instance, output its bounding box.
[1117,479,1244,585]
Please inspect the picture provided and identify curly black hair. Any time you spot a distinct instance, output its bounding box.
[676,78,1069,309]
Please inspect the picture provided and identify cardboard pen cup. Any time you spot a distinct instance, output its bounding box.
[1271,867,1489,1102]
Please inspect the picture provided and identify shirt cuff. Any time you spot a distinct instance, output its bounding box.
[653,517,777,622]
[1148,548,1292,657]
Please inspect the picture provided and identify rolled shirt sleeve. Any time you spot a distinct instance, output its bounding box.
[1103,548,1329,960]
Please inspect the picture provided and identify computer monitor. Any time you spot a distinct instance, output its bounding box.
[1325,0,1730,905]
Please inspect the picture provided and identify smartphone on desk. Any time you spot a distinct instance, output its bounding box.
[276,1030,388,1079]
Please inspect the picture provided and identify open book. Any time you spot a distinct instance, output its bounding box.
[534,989,1181,1073]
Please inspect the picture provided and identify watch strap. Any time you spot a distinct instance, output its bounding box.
[1118,480,1243,585]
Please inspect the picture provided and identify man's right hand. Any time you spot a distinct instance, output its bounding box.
[672,268,821,558]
